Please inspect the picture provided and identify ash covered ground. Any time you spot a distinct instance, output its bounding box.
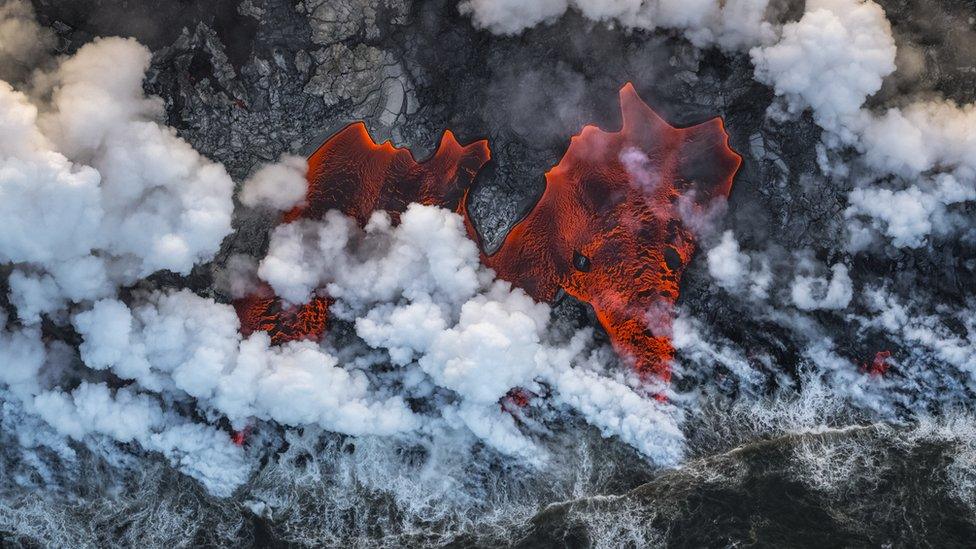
[2,0,976,546]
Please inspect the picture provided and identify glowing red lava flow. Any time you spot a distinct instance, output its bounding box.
[473,84,741,379]
[230,425,252,446]
[237,84,741,382]
[235,123,490,344]
[234,290,331,345]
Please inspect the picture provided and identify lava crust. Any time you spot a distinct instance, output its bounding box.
[234,288,331,345]
[474,84,741,378]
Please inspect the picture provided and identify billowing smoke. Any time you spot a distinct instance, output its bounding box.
[706,230,770,299]
[748,0,976,252]
[239,154,308,211]
[67,203,684,481]
[750,0,897,136]
[0,36,235,309]
[459,0,777,50]
[0,3,245,495]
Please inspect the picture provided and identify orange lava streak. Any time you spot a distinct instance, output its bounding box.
[473,84,741,379]
[863,350,892,377]
[236,124,491,344]
[230,425,252,446]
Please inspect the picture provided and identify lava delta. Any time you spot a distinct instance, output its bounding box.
[237,83,740,381]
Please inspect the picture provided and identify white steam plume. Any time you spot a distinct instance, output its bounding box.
[846,173,976,249]
[706,230,771,300]
[0,0,54,80]
[61,205,684,490]
[0,37,235,314]
[252,204,685,464]
[0,29,251,494]
[459,0,776,50]
[748,0,976,250]
[790,263,853,311]
[72,290,420,436]
[239,154,309,211]
[750,0,897,140]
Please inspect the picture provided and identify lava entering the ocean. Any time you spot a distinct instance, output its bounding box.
[473,84,741,378]
[238,84,740,381]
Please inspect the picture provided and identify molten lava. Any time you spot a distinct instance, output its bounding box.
[285,122,491,224]
[863,350,892,377]
[234,287,330,345]
[472,84,741,378]
[236,123,490,344]
[230,425,252,447]
[238,84,740,381]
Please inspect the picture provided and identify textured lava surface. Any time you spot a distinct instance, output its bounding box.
[286,122,491,224]
[475,84,741,378]
[234,287,331,345]
[236,123,491,344]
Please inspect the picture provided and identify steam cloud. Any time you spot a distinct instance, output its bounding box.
[0,0,53,79]
[0,0,682,497]
[0,2,244,494]
[239,154,309,211]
